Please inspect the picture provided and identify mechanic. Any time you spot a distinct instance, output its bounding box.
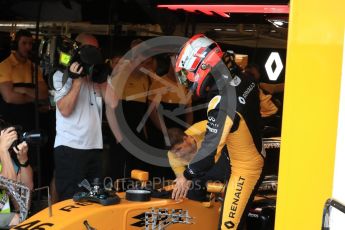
[167,120,230,201]
[0,29,48,131]
[172,34,265,229]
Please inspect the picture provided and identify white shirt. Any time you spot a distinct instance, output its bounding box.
[53,71,103,149]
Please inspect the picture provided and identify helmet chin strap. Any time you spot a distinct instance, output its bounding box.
[190,82,198,94]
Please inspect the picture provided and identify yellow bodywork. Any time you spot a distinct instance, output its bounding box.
[13,192,221,230]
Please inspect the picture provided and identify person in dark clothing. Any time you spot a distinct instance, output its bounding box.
[173,34,264,229]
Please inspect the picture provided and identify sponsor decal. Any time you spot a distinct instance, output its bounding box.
[208,121,219,128]
[131,209,184,228]
[242,82,255,99]
[224,176,246,229]
[248,213,259,218]
[230,76,241,86]
[238,96,246,104]
[208,116,216,122]
[207,116,219,133]
[60,202,93,212]
[13,220,54,230]
[131,213,147,227]
[206,125,218,133]
[224,220,235,229]
[265,52,283,81]
[238,82,256,105]
[14,202,93,229]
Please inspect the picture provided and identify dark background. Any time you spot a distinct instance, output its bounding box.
[0,0,287,191]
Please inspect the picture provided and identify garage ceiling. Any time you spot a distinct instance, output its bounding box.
[0,0,289,48]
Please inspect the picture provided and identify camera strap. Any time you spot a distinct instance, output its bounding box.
[0,192,8,211]
[62,68,69,89]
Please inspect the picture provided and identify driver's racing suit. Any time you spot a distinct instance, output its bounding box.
[183,74,265,229]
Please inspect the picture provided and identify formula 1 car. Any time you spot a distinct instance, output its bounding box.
[11,172,277,230]
[11,170,222,230]
[11,138,280,230]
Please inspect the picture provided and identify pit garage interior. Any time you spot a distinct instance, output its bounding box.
[0,0,344,230]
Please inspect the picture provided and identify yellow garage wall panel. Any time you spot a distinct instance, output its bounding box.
[332,32,345,210]
[275,0,345,230]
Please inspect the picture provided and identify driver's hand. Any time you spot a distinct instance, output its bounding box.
[0,127,17,153]
[172,175,191,201]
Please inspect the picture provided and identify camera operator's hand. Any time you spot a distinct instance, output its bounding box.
[0,127,17,153]
[69,62,84,79]
[13,141,29,165]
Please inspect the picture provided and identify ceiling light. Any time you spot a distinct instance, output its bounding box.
[157,5,290,18]
[267,18,289,28]
[274,21,284,27]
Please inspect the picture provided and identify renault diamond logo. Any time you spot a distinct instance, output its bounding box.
[265,52,283,81]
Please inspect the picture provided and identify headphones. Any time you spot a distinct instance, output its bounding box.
[10,29,33,51]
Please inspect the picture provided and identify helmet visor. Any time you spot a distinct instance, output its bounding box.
[176,68,189,87]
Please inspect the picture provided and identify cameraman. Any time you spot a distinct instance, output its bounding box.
[53,33,121,201]
[0,121,33,227]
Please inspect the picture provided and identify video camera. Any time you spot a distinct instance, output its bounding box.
[39,36,112,89]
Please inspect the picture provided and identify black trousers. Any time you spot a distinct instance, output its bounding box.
[105,140,129,179]
[54,146,102,201]
[187,148,230,201]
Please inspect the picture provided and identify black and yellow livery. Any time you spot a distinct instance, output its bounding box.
[183,74,265,229]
